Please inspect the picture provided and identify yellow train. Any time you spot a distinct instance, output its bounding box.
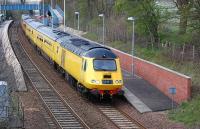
[21,14,123,98]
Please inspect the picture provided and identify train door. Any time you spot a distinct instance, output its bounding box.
[61,49,66,68]
[54,45,60,64]
[81,59,87,83]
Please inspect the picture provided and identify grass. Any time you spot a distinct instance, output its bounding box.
[169,96,200,127]
[128,46,200,128]
[83,32,98,41]
[133,46,200,127]
[83,32,200,127]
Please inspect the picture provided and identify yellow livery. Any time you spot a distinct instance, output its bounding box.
[21,14,124,98]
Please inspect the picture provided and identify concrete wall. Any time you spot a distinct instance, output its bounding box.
[112,48,191,103]
[1,21,27,91]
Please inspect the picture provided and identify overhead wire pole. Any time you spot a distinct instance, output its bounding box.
[2,0,3,15]
[4,0,6,16]
[38,0,40,15]
[43,0,44,24]
[5,0,7,16]
[51,0,53,28]
[102,14,105,46]
[64,0,65,32]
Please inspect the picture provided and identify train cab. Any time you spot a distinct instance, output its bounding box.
[81,48,123,97]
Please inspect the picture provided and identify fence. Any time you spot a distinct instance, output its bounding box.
[161,42,200,62]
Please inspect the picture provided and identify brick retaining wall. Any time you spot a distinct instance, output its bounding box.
[112,48,191,103]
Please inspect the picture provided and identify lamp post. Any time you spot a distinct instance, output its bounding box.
[128,17,135,77]
[64,0,66,32]
[75,11,79,30]
[98,13,105,46]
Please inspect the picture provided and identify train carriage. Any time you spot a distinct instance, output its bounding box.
[21,14,124,98]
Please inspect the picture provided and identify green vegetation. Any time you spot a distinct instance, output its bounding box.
[169,96,200,127]
[83,32,98,41]
[54,0,200,127]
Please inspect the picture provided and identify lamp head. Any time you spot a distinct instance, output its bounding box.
[98,14,104,17]
[75,12,79,15]
[128,17,135,21]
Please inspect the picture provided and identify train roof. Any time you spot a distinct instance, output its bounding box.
[22,14,31,20]
[22,16,117,58]
[29,21,44,28]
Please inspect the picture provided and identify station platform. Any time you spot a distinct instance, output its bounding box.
[122,70,177,113]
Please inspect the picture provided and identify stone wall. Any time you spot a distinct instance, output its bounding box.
[1,21,27,91]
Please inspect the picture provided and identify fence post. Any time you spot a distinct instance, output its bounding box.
[18,96,19,114]
[172,43,175,58]
[21,102,25,129]
[193,45,195,61]
[182,44,185,61]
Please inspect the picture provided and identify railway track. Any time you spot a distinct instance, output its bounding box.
[97,104,145,129]
[9,21,89,129]
[9,21,147,129]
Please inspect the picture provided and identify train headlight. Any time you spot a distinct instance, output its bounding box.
[115,80,119,84]
[118,80,123,83]
[91,80,100,84]
[115,80,123,84]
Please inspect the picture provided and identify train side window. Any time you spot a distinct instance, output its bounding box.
[57,46,59,53]
[83,60,87,71]
[44,40,52,46]
[37,35,43,42]
[82,59,84,70]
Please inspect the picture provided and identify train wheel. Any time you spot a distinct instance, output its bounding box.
[34,45,37,51]
[87,93,94,101]
[64,72,69,81]
[77,83,82,93]
[69,75,75,87]
[99,94,103,102]
[53,62,58,70]
[110,95,114,103]
[60,68,65,78]
[49,58,54,66]
[37,47,41,55]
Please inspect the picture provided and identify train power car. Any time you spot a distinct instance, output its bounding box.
[21,14,124,98]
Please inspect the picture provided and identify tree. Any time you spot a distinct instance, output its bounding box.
[140,0,161,47]
[190,0,200,32]
[114,0,161,48]
[173,0,191,34]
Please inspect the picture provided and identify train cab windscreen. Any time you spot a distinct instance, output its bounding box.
[93,59,117,71]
